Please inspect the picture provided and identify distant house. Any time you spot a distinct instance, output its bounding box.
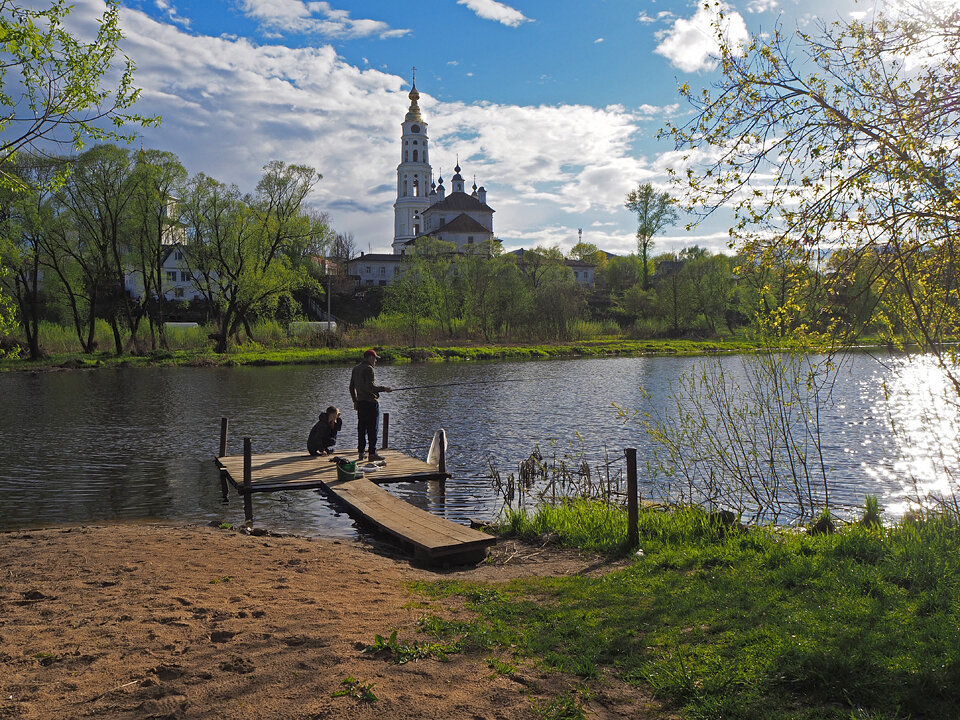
[565,258,596,287]
[124,242,207,302]
[346,252,404,287]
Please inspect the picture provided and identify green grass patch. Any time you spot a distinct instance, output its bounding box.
[0,336,772,372]
[416,505,960,719]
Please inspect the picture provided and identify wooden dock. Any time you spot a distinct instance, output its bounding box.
[215,418,494,564]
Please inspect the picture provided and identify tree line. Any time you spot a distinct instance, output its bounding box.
[0,147,332,358]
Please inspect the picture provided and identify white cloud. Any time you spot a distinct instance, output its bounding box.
[154,0,191,28]
[746,0,778,13]
[654,1,749,73]
[58,0,723,254]
[594,37,604,43]
[236,0,409,38]
[638,10,675,24]
[457,0,531,28]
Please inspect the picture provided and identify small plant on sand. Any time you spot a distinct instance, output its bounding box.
[363,629,458,664]
[486,656,516,677]
[532,691,587,720]
[331,676,377,702]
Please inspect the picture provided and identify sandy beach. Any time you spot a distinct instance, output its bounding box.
[0,523,664,719]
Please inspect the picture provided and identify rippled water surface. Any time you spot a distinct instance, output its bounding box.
[0,353,955,535]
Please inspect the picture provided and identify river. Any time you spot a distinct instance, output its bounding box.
[1,352,956,536]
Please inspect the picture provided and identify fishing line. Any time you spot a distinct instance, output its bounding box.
[388,378,532,392]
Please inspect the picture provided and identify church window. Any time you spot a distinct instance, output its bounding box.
[413,140,418,145]
[403,180,408,196]
[413,224,419,234]
[413,150,418,162]
[468,236,474,244]
[404,151,408,162]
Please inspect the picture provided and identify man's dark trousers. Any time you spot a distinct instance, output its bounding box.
[356,400,379,456]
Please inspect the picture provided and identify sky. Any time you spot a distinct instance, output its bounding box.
[49,0,883,256]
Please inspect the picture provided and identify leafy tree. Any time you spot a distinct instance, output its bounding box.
[0,154,59,358]
[0,0,158,190]
[664,0,960,357]
[0,0,157,348]
[651,253,696,335]
[680,249,734,335]
[459,243,529,341]
[598,255,641,294]
[570,240,607,269]
[182,163,325,353]
[515,246,566,289]
[625,183,678,289]
[406,236,460,336]
[529,258,584,340]
[383,253,438,347]
[56,144,139,354]
[129,149,188,349]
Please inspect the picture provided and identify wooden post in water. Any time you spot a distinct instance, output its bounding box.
[626,448,638,546]
[382,412,390,450]
[438,429,446,490]
[219,417,229,457]
[243,437,253,527]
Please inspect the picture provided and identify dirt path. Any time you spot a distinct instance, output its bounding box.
[0,524,667,719]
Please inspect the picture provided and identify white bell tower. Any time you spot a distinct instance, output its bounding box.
[392,74,433,253]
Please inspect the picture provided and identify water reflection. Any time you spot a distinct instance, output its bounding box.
[0,353,958,534]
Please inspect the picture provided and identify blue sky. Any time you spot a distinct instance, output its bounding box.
[57,0,878,255]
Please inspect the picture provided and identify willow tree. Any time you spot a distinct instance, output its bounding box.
[665,2,960,358]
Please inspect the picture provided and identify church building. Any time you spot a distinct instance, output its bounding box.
[391,80,495,254]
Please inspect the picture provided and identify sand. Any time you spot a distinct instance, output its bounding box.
[0,524,668,719]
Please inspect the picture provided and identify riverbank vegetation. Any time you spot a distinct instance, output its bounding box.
[414,501,960,720]
[0,319,771,371]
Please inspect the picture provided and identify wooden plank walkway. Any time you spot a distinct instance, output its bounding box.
[216,450,495,564]
[216,449,447,493]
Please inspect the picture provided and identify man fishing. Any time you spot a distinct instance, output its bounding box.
[349,349,393,462]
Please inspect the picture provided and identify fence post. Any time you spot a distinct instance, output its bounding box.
[218,417,229,458]
[243,437,253,527]
[626,448,638,546]
[382,412,389,450]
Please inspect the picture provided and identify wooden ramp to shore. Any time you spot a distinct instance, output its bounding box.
[216,449,495,565]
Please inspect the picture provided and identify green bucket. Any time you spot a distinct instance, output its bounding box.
[336,458,358,482]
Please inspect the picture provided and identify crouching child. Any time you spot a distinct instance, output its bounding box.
[308,406,342,456]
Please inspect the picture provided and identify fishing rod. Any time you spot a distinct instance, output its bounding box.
[388,378,531,392]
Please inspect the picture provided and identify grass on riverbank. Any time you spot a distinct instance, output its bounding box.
[0,337,771,371]
[412,502,960,720]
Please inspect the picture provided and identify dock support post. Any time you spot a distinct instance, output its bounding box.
[382,412,389,450]
[626,448,638,547]
[219,468,229,503]
[219,417,229,457]
[438,429,446,490]
[243,437,253,527]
